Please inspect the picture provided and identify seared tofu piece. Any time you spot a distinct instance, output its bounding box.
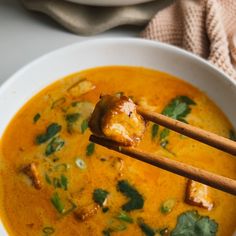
[185,180,214,211]
[67,79,95,98]
[74,203,100,221]
[22,163,42,190]
[89,95,146,146]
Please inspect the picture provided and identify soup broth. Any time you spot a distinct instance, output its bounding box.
[0,66,235,236]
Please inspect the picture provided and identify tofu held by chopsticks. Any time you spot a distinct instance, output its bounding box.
[89,94,146,146]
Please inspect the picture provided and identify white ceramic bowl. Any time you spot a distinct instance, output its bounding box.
[66,0,154,6]
[0,38,236,236]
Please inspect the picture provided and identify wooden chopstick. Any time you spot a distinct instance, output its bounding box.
[137,107,236,156]
[90,135,236,195]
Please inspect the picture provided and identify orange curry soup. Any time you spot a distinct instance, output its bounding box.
[0,66,235,236]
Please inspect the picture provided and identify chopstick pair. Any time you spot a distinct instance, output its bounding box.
[89,107,236,196]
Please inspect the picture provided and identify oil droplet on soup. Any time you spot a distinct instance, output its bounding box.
[0,66,235,236]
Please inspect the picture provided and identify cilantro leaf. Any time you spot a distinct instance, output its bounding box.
[171,210,218,236]
[159,96,196,148]
[93,189,109,206]
[117,180,144,212]
[137,218,155,236]
[36,123,61,144]
[162,96,195,122]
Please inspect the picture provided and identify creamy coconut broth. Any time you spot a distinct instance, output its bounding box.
[0,66,235,236]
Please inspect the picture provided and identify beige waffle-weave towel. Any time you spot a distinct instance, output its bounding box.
[141,0,236,79]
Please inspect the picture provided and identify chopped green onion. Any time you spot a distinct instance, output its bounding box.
[53,177,61,189]
[160,128,169,140]
[61,201,77,216]
[81,119,89,134]
[137,218,155,236]
[45,137,64,156]
[60,174,68,191]
[160,140,169,149]
[45,173,52,185]
[75,158,86,169]
[33,113,41,123]
[151,124,159,139]
[42,226,55,235]
[86,142,95,156]
[51,192,64,213]
[160,199,176,214]
[116,211,133,223]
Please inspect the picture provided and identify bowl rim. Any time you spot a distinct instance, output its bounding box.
[1,38,236,96]
[65,0,155,6]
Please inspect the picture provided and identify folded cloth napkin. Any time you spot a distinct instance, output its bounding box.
[21,0,172,35]
[141,0,236,79]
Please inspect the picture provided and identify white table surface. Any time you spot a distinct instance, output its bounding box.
[0,0,140,86]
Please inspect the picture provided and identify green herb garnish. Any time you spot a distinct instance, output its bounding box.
[86,142,95,156]
[81,119,89,134]
[116,211,133,223]
[160,199,176,214]
[158,96,196,148]
[93,188,109,206]
[117,180,144,212]
[162,96,195,121]
[171,210,218,236]
[33,113,41,123]
[53,178,61,188]
[42,226,55,235]
[137,218,155,236]
[66,113,80,123]
[45,173,52,185]
[54,163,70,172]
[36,123,61,144]
[45,137,64,156]
[60,174,68,191]
[51,192,64,213]
[160,128,169,140]
[61,200,77,216]
[102,224,127,236]
[151,124,159,139]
